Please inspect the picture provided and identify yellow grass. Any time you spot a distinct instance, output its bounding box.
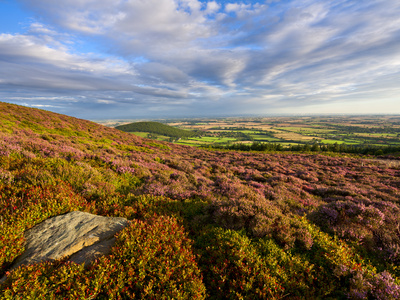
[274,132,316,141]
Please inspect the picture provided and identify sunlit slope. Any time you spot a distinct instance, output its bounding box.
[0,101,143,142]
[1,102,400,299]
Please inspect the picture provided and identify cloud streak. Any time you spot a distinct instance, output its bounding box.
[0,0,400,118]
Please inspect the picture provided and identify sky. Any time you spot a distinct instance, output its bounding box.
[0,0,400,120]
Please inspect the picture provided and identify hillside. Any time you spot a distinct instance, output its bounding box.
[115,121,196,138]
[1,102,400,299]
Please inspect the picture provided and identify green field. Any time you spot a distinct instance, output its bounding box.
[131,132,171,141]
[176,136,237,146]
[111,116,400,152]
[354,133,399,137]
[130,132,148,138]
[320,139,359,145]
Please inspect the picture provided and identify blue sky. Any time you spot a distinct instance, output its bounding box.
[0,0,400,119]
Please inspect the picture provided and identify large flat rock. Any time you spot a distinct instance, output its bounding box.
[11,211,129,269]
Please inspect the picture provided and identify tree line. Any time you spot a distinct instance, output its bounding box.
[210,141,400,156]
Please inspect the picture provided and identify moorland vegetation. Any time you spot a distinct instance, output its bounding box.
[0,102,400,299]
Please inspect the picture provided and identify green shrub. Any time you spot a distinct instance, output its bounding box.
[256,238,317,298]
[195,227,283,299]
[91,214,206,299]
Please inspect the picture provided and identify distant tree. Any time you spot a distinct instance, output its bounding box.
[311,143,320,152]
[333,143,340,152]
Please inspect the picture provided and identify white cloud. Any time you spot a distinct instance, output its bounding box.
[1,0,400,118]
[20,0,127,34]
[225,3,250,13]
[0,31,133,76]
[205,1,220,14]
[28,22,58,35]
[0,30,140,95]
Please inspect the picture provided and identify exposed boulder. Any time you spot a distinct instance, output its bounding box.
[10,211,129,270]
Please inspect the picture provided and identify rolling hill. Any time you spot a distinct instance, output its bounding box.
[115,121,196,138]
[1,101,400,299]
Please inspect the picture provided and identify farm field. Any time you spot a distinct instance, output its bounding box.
[107,116,400,151]
[175,136,237,146]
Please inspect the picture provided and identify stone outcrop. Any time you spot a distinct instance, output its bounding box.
[10,211,129,270]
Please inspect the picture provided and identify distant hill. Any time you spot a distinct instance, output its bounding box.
[115,121,196,138]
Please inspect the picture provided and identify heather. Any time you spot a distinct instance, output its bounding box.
[1,102,400,299]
